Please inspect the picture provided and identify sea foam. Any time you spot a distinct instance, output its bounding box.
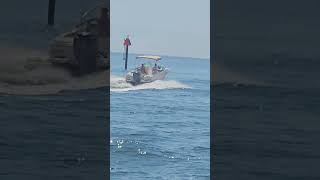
[110,75,190,92]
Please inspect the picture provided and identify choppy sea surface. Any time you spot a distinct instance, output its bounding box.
[110,52,210,179]
[0,88,108,180]
[213,55,320,179]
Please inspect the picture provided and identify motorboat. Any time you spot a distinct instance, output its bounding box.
[48,3,109,74]
[125,55,169,85]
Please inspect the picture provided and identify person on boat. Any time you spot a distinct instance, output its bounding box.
[141,63,145,74]
[153,63,157,72]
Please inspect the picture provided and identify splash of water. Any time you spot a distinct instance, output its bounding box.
[0,44,108,95]
[110,75,190,92]
[212,62,271,87]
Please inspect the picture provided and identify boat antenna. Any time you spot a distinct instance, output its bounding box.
[123,35,131,70]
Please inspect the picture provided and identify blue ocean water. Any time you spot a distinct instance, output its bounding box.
[110,52,210,179]
[213,57,320,179]
[0,88,107,180]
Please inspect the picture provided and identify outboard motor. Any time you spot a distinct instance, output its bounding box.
[132,72,141,85]
[73,32,98,75]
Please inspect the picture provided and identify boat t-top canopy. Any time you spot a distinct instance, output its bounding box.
[136,55,162,61]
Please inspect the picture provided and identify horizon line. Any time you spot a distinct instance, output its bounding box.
[110,51,210,60]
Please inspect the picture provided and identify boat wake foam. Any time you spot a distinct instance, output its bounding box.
[111,75,190,92]
[0,45,108,95]
[212,62,271,87]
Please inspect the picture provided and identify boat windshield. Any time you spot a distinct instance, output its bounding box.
[142,62,152,66]
[136,62,164,74]
[138,62,158,69]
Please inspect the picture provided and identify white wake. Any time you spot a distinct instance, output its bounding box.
[110,75,190,92]
[0,44,108,95]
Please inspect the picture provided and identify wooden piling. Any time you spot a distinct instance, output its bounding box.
[48,0,56,26]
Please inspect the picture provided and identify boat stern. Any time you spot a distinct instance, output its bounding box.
[125,71,141,85]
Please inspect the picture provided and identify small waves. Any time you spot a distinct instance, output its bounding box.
[212,62,275,88]
[110,75,191,92]
[110,137,208,161]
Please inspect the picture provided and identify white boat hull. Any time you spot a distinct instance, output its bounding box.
[126,68,168,85]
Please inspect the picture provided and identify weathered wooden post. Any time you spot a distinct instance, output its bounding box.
[48,0,56,26]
